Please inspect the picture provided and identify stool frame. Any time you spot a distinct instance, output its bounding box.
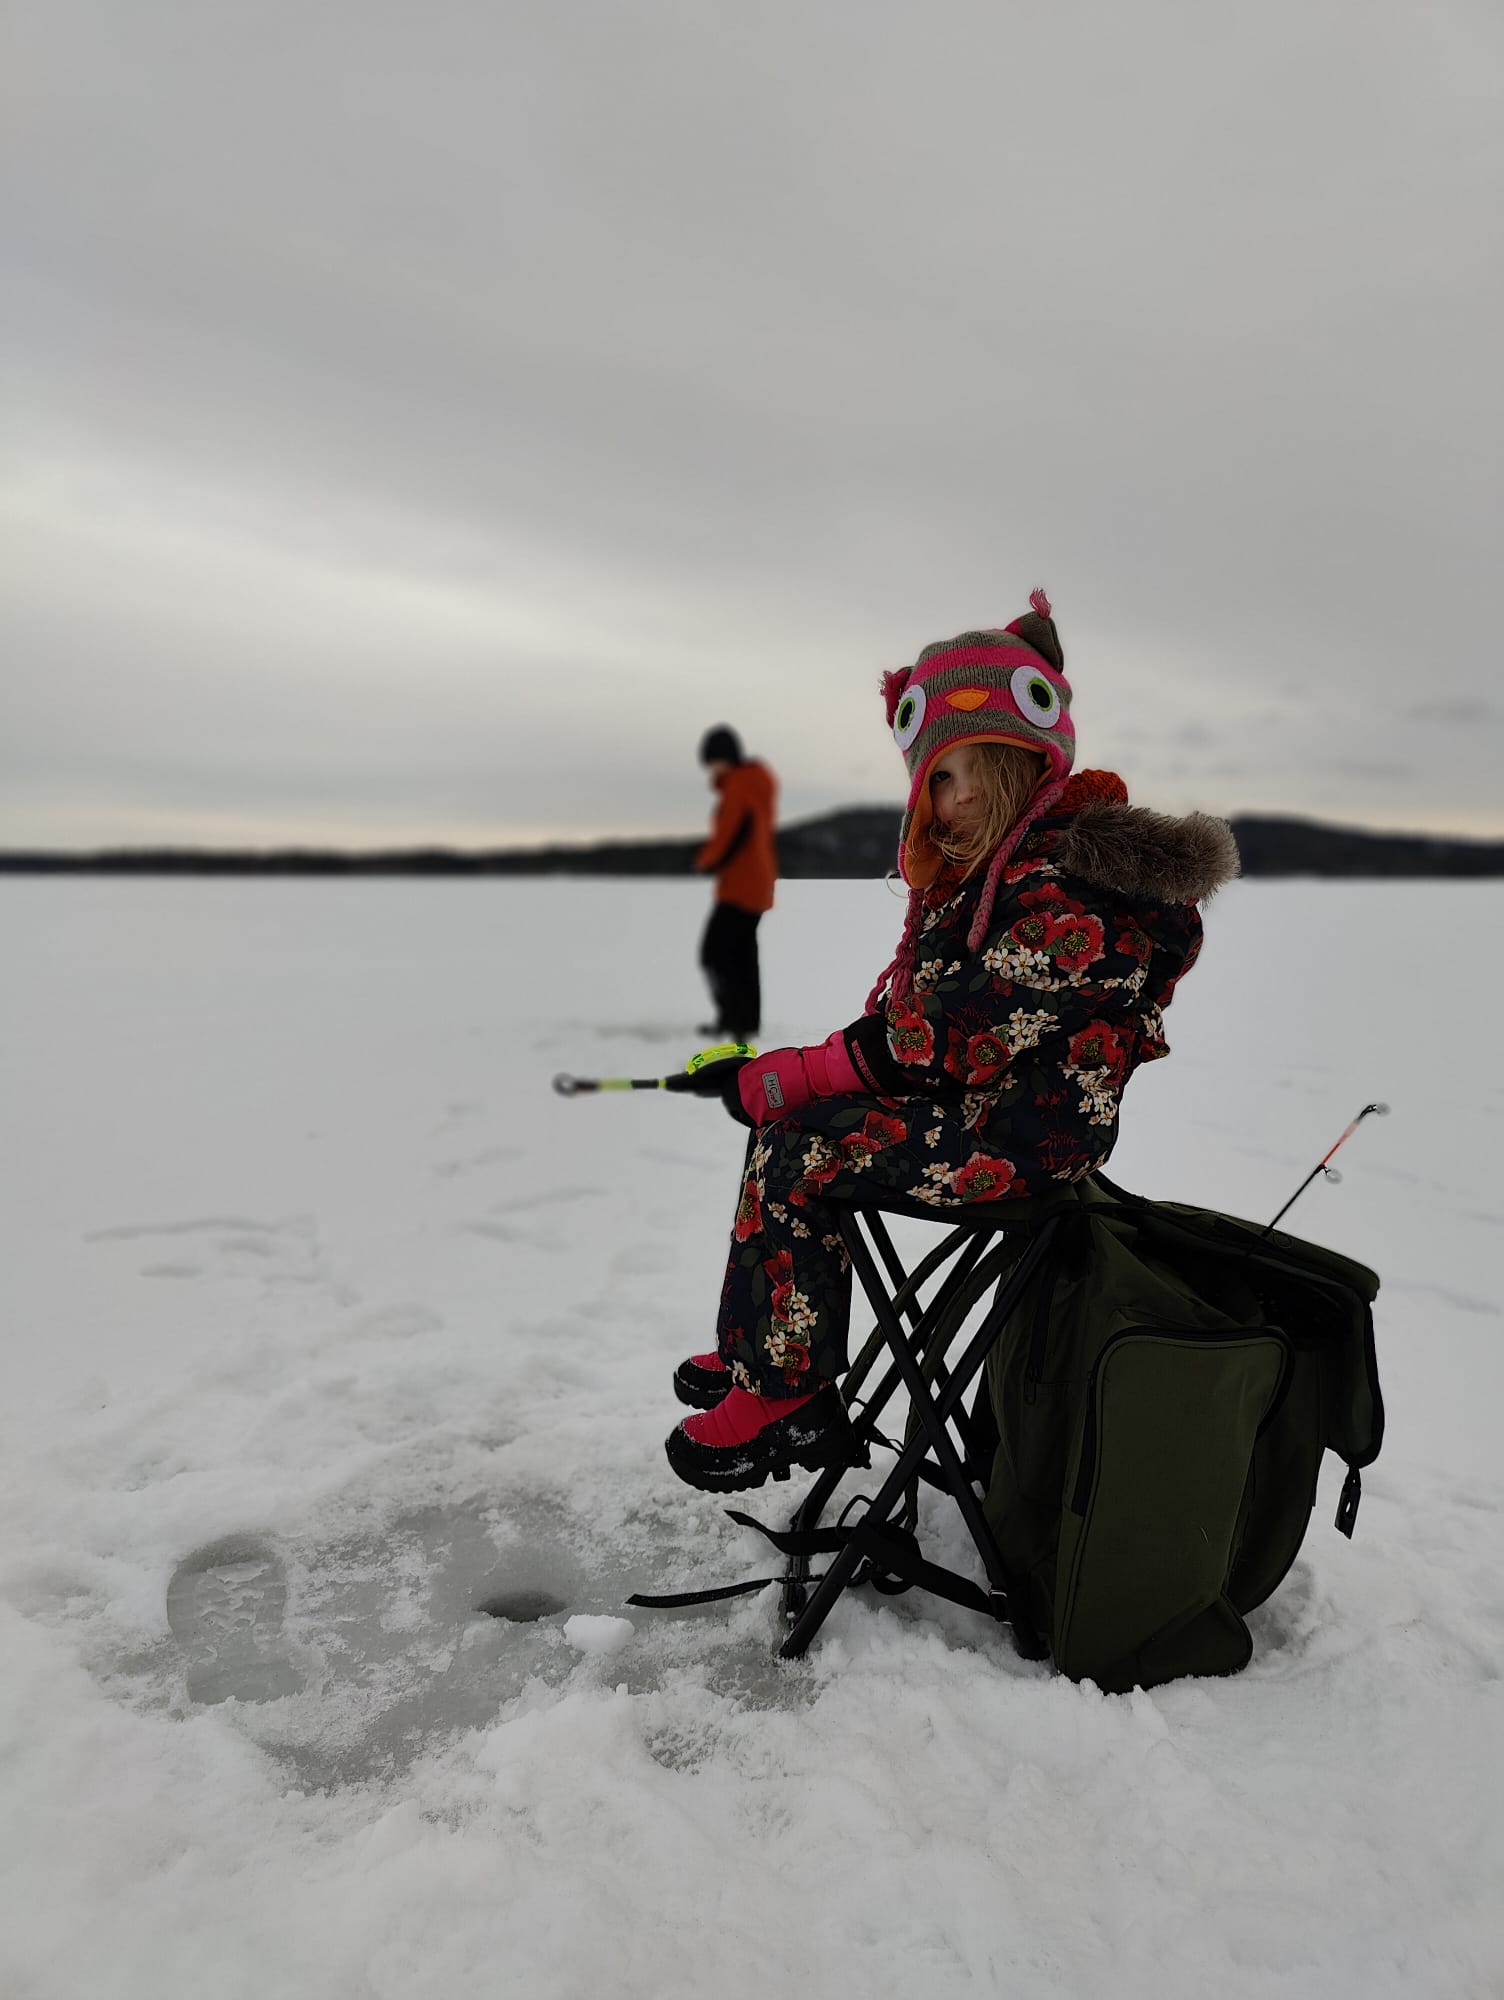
[776,1192,1066,1661]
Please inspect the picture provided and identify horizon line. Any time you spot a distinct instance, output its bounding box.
[4,804,1504,866]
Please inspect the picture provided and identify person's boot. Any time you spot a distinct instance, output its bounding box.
[673,1350,730,1409]
[696,1023,756,1044]
[664,1384,863,1493]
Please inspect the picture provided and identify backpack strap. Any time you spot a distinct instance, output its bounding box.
[626,1506,1010,1623]
[626,1575,802,1608]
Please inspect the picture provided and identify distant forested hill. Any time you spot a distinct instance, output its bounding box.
[4,809,1502,877]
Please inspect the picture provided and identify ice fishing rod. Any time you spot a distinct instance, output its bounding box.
[1260,1101,1390,1237]
[551,1041,755,1097]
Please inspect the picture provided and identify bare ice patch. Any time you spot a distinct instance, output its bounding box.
[155,1501,599,1787]
[143,1491,809,1790]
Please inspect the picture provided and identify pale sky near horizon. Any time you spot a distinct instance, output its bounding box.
[4,0,1501,850]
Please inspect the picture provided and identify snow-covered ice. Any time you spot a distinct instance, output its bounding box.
[1,876,1500,1999]
[563,1614,637,1657]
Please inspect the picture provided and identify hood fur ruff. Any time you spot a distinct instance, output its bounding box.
[1052,802,1240,905]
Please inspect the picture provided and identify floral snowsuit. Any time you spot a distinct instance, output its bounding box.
[715,806,1211,1398]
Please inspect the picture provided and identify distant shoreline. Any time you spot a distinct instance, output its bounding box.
[3,808,1502,878]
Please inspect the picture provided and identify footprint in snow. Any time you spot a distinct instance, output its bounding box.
[433,1143,524,1181]
[488,1188,605,1215]
[457,1187,605,1248]
[586,1021,694,1045]
[86,1214,329,1291]
[166,1536,304,1705]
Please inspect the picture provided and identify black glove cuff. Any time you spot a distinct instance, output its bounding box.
[672,1054,753,1126]
[719,1072,755,1128]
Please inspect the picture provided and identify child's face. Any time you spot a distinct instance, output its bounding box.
[928,743,981,831]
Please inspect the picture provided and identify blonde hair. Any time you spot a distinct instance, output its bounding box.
[920,742,1048,878]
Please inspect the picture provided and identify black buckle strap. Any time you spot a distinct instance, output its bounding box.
[627,1575,821,1609]
[625,1508,844,1609]
[1334,1462,1362,1538]
[723,1507,852,1556]
[627,1506,1012,1625]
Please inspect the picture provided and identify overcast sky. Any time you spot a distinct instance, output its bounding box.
[4,0,1501,850]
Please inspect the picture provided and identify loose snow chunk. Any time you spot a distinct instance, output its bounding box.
[562,1613,634,1657]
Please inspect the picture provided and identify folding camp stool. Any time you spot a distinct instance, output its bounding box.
[642,1187,1067,1661]
[756,1187,1072,1661]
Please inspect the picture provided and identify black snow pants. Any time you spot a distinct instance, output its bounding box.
[699,901,762,1039]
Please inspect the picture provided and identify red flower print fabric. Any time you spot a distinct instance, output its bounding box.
[711,810,1207,1397]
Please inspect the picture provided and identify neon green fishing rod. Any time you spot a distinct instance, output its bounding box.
[551,1041,755,1097]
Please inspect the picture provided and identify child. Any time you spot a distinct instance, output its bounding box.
[666,593,1239,1492]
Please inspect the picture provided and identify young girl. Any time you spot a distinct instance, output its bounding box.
[666,592,1239,1492]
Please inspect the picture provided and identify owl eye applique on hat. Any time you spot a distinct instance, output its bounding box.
[1010,665,1062,726]
[892,682,926,750]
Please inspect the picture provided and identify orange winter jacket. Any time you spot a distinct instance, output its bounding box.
[696,759,778,913]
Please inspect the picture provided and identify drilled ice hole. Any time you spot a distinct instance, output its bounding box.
[476,1588,567,1623]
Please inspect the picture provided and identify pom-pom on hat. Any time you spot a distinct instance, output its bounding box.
[883,589,1074,891]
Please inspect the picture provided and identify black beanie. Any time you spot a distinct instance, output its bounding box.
[699,725,744,765]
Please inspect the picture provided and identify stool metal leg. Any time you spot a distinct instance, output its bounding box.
[779,1222,993,1624]
[849,1225,992,1437]
[863,1208,914,1303]
[780,1215,1060,1660]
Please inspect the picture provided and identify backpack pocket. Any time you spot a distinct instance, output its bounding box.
[1054,1326,1290,1693]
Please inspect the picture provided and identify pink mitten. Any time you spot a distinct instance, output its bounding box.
[736,1031,864,1124]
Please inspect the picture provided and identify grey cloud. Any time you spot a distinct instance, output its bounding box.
[1401,698,1499,725]
[1331,760,1417,781]
[4,0,1503,844]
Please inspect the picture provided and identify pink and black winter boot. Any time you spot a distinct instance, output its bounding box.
[664,1384,863,1493]
[672,1350,730,1410]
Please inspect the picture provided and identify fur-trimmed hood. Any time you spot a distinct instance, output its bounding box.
[1050,801,1240,905]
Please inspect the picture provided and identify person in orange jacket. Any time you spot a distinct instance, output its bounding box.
[695,726,778,1042]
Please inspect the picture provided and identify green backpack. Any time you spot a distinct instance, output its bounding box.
[968,1175,1383,1692]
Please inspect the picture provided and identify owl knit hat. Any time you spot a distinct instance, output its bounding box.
[866,589,1075,1011]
